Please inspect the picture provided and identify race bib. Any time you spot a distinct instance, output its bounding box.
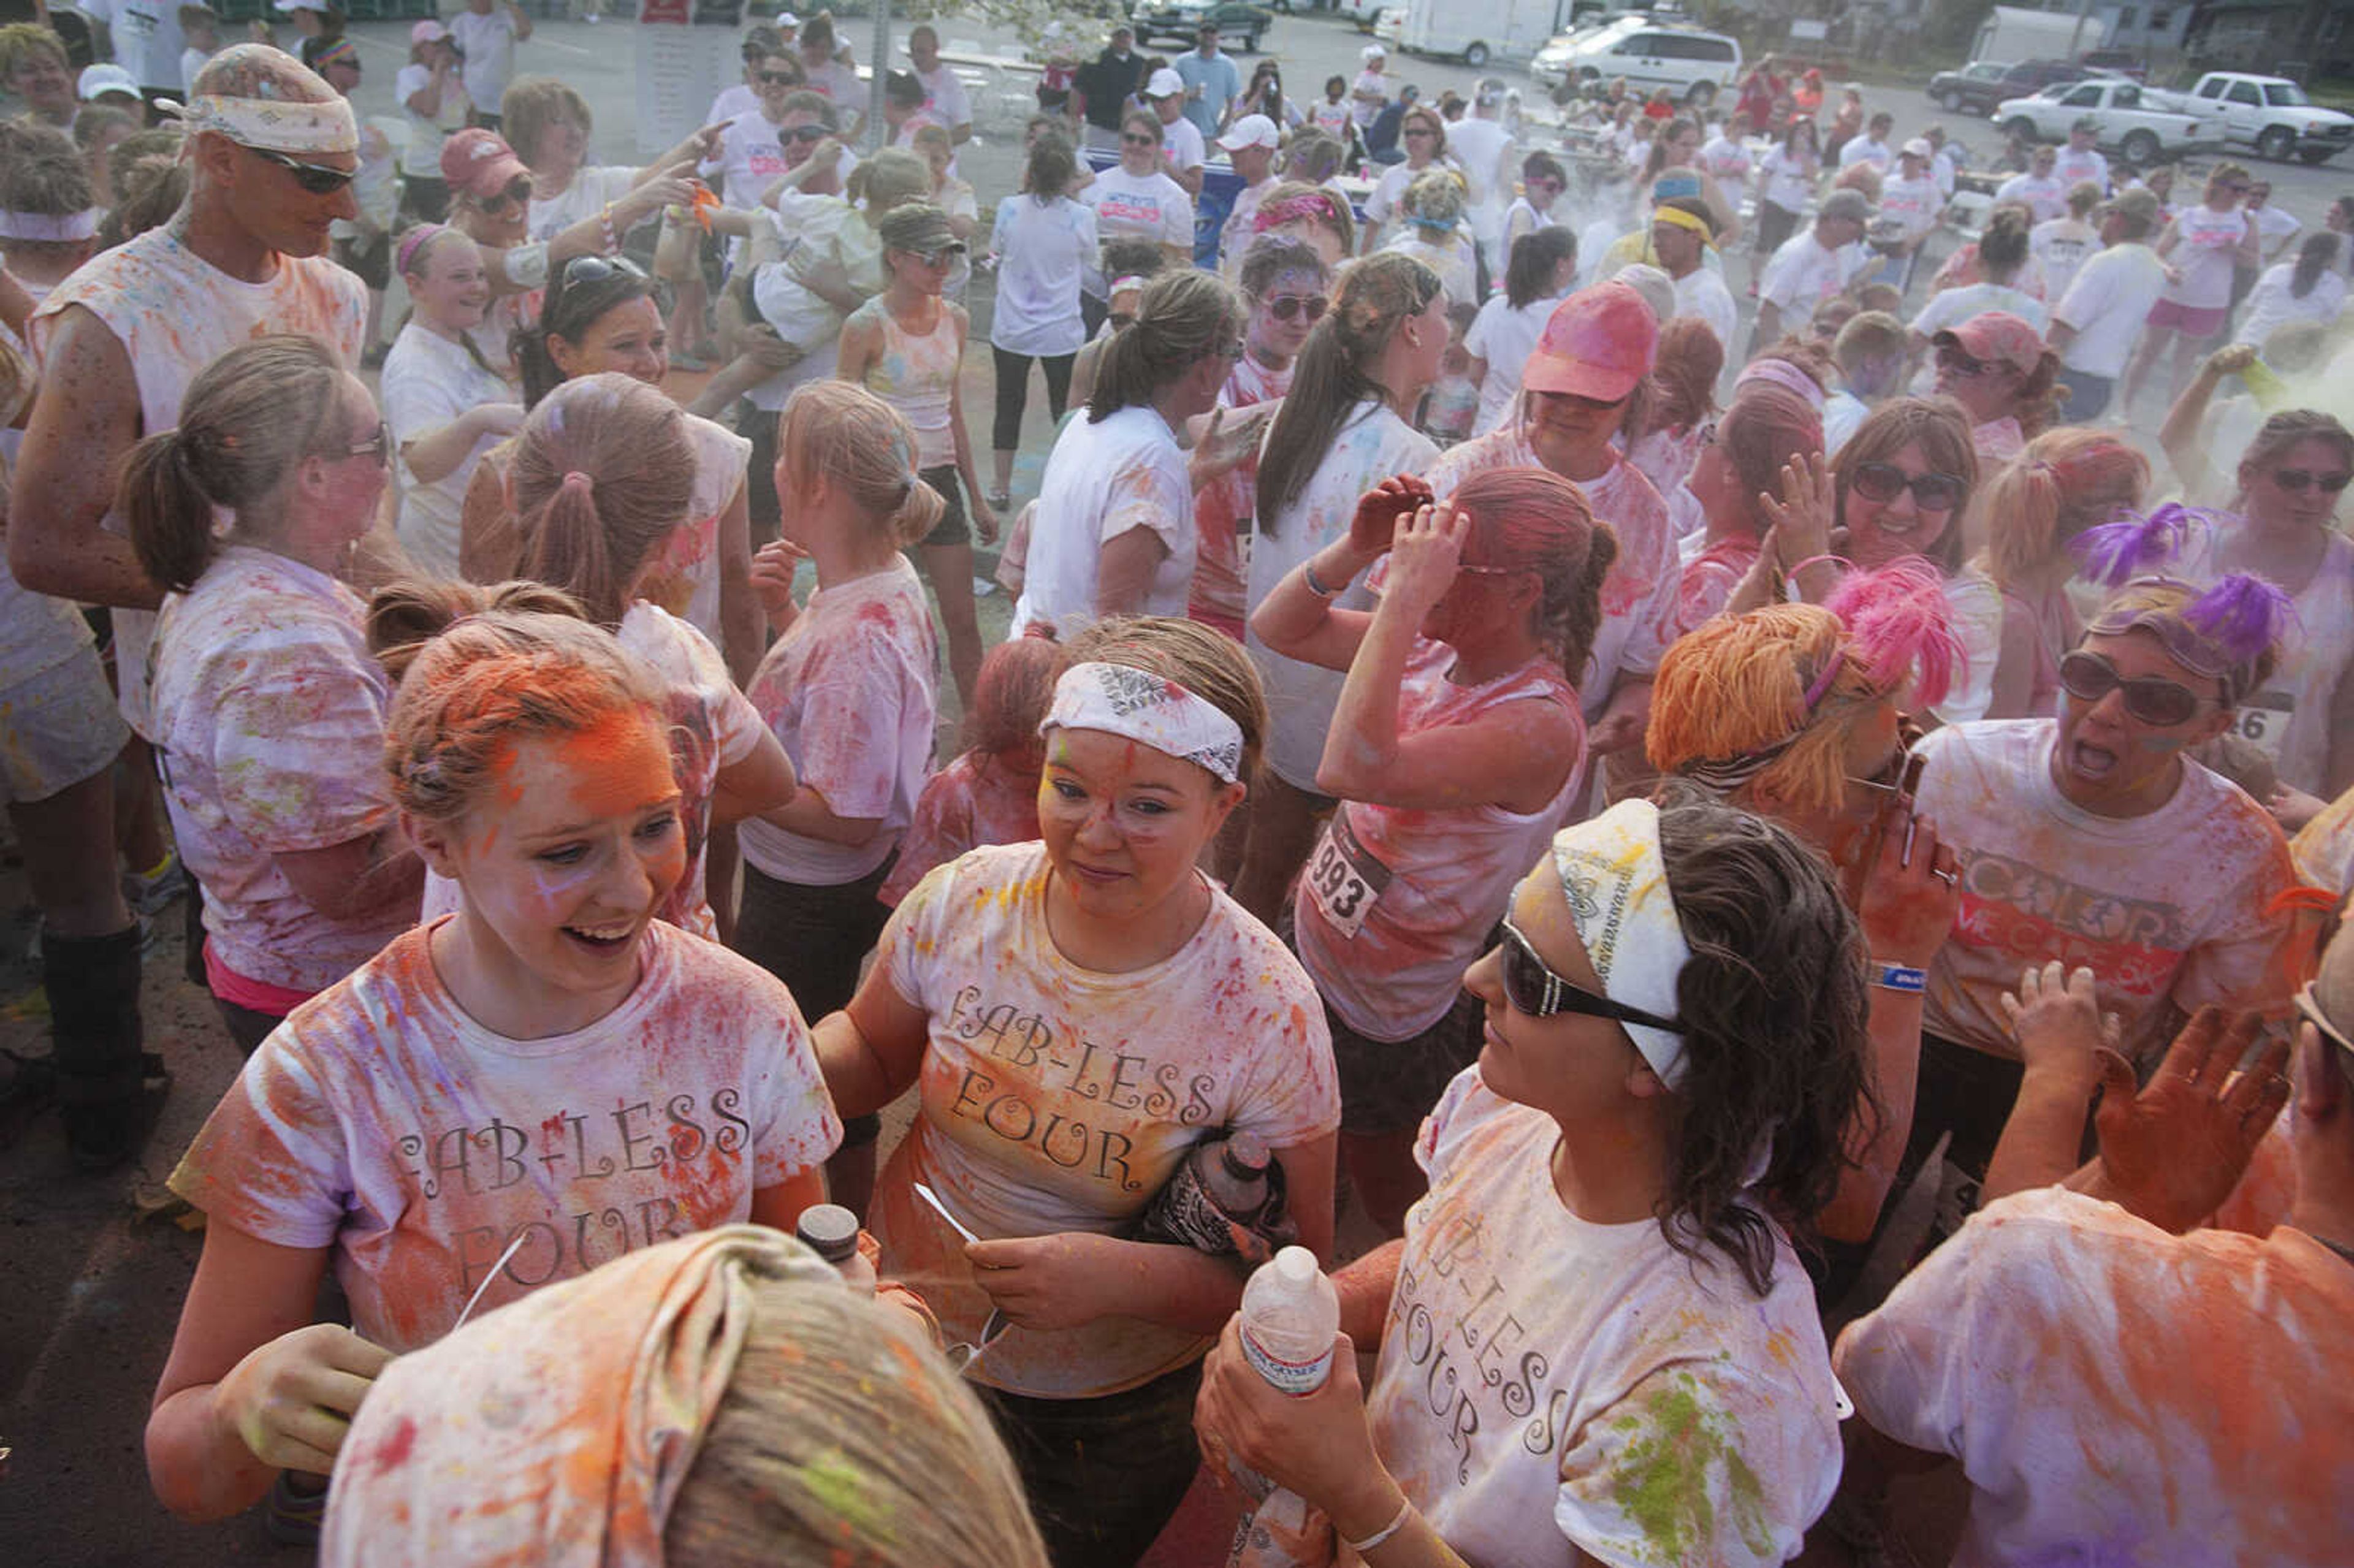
[1304,813,1391,942]
[2233,690,2293,765]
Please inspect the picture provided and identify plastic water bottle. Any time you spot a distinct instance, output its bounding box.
[1203,1130,1274,1215]
[1233,1246,1339,1521]
[796,1203,876,1294]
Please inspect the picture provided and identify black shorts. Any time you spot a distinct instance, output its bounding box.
[1279,903,1487,1136]
[734,856,896,1149]
[401,175,452,226]
[916,463,971,548]
[334,231,390,291]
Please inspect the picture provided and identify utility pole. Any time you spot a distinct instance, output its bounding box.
[868,0,892,150]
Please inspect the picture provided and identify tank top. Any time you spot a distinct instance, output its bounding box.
[851,295,959,470]
[2184,524,2354,796]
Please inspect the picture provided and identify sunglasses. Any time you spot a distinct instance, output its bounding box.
[247,144,356,196]
[1122,132,1158,146]
[2272,467,2353,493]
[345,420,391,467]
[782,123,831,143]
[1936,351,1998,379]
[1850,460,1965,514]
[1261,293,1328,322]
[474,178,534,215]
[559,253,648,287]
[2058,649,2214,727]
[756,70,796,85]
[1497,916,1683,1033]
[1404,127,1438,137]
[903,242,967,266]
[1535,387,1629,413]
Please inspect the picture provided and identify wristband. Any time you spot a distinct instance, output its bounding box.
[1302,560,1341,599]
[1343,1499,1414,1555]
[1873,963,1927,994]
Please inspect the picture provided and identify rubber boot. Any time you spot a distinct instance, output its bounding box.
[45,924,162,1171]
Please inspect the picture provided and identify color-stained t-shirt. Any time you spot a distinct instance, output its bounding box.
[867,842,1339,1398]
[1190,350,1292,636]
[1354,1069,1842,1567]
[878,748,1042,907]
[170,919,842,1353]
[1835,1186,2354,1568]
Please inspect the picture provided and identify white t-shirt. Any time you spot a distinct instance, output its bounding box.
[2051,242,2171,377]
[706,82,760,127]
[381,322,517,577]
[1838,134,1892,169]
[1913,718,2302,1061]
[800,57,863,116]
[169,918,842,1354]
[1670,266,1740,356]
[1465,292,1562,436]
[31,227,366,742]
[2238,260,2348,356]
[741,556,940,886]
[1823,389,1869,455]
[1994,172,2068,224]
[2052,145,2110,192]
[1246,400,1439,788]
[867,840,1339,1398]
[150,547,410,996]
[1350,69,1387,129]
[525,165,638,245]
[1311,98,1354,139]
[1756,145,1815,213]
[1758,229,1865,316]
[1881,173,1943,242]
[1013,403,1197,633]
[1835,1187,2354,1568]
[1366,158,1453,229]
[449,7,522,114]
[989,194,1096,357]
[1160,112,1207,178]
[1356,1070,1842,1567]
[108,0,185,89]
[1083,164,1195,263]
[1909,281,2049,340]
[706,112,796,208]
[1381,229,1479,310]
[2163,204,2254,310]
[395,63,474,178]
[1293,642,1584,1038]
[913,61,971,132]
[2030,216,2098,303]
[2252,200,2303,259]
[1699,129,1753,189]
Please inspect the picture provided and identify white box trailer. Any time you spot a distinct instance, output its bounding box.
[1393,0,1578,68]
[1970,5,2103,67]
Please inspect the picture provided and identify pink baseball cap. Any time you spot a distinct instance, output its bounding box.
[441,127,530,197]
[411,18,449,45]
[1934,311,2047,376]
[1522,282,1658,403]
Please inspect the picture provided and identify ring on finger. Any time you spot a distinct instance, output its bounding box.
[1932,868,1957,886]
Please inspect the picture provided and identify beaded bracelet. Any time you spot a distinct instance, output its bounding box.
[1343,1499,1414,1556]
[598,202,619,256]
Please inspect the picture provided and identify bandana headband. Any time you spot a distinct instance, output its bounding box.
[1255,192,1339,233]
[1041,661,1244,784]
[1735,357,1826,411]
[163,92,359,155]
[1651,202,1715,247]
[1549,799,1692,1088]
[0,208,100,242]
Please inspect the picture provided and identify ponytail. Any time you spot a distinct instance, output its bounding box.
[1556,525,1618,686]
[509,375,698,625]
[775,379,943,549]
[367,576,588,686]
[1258,253,1441,525]
[1089,270,1244,424]
[1980,426,2150,587]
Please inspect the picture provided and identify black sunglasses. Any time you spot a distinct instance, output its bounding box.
[756,70,796,85]
[2058,649,2213,727]
[559,253,650,288]
[246,144,355,196]
[1262,293,1328,323]
[474,178,534,214]
[1122,132,1158,146]
[1497,916,1683,1033]
[782,123,831,143]
[1851,460,1965,514]
[2272,467,2353,493]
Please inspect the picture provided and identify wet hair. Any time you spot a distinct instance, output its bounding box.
[1254,178,1355,255]
[0,21,68,80]
[501,75,594,164]
[510,374,699,627]
[1062,616,1268,783]
[967,634,1065,761]
[1977,206,2030,281]
[2236,408,2354,496]
[1831,311,1908,398]
[0,125,91,259]
[1641,316,1723,434]
[1280,128,1346,186]
[1100,235,1168,284]
[663,1276,1051,1568]
[1647,792,1873,1296]
[775,379,944,549]
[1715,381,1822,538]
[516,256,663,409]
[1236,232,1328,300]
[884,67,925,112]
[1023,129,1076,204]
[121,335,359,593]
[1453,466,1615,684]
[2293,230,2337,299]
[1503,224,1578,310]
[372,597,669,826]
[1088,270,1244,425]
[1259,252,1443,522]
[1831,396,1980,573]
[1979,427,2149,588]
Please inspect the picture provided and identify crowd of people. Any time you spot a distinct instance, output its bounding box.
[2,9,2352,1567]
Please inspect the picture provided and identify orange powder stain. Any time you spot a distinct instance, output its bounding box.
[555,709,680,820]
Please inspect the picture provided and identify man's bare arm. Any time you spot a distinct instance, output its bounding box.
[10,306,161,610]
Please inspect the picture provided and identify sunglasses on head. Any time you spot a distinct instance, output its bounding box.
[2272,467,2353,493]
[246,143,356,196]
[1261,292,1328,322]
[1850,460,1965,513]
[1497,916,1683,1033]
[782,123,831,143]
[2058,648,2214,726]
[558,253,649,287]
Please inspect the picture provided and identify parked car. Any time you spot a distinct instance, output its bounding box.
[1995,77,2209,164]
[2187,71,2354,163]
[1929,56,2108,116]
[1526,15,1740,105]
[1130,0,1276,50]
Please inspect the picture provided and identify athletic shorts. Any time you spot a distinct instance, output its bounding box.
[916,463,972,549]
[0,646,129,806]
[2147,297,2227,340]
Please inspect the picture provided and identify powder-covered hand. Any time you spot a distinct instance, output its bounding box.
[2002,960,2120,1083]
[1347,473,1434,557]
[215,1323,394,1477]
[1375,501,1468,621]
[963,1231,1135,1332]
[2093,1006,2289,1234]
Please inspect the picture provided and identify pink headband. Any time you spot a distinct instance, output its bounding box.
[395,223,448,277]
[1255,192,1339,232]
[1735,358,1826,411]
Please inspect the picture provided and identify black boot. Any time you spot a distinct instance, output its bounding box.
[45,924,164,1171]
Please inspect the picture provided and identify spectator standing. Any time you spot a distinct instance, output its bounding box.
[1072,23,1145,154]
[1175,20,1239,142]
[1838,110,1895,170]
[1997,144,2068,224]
[1753,188,1873,350]
[448,0,530,133]
[2052,117,2111,192]
[905,23,971,148]
[395,20,470,223]
[1350,43,1388,132]
[1146,67,1206,197]
[987,132,1094,506]
[2032,179,2104,305]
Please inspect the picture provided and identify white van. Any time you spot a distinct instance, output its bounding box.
[1384,0,1576,69]
[1529,15,1742,105]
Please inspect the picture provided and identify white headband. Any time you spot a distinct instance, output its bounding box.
[162,92,359,154]
[1041,662,1243,784]
[0,208,100,242]
[1549,799,1692,1089]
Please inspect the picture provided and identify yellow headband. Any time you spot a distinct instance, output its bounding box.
[1652,204,1715,248]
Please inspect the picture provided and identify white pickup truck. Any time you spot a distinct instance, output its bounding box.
[2184,72,2354,164]
[1994,77,2211,164]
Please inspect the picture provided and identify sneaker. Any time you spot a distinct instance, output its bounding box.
[123,851,189,918]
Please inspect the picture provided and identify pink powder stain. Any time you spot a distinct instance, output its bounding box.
[369,1414,419,1476]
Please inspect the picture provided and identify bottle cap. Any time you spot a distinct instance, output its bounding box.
[795,1203,861,1263]
[1273,1244,1317,1284]
[1221,1129,1271,1176]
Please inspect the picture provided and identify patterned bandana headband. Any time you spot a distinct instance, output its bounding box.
[163,92,359,155]
[0,208,101,242]
[1652,202,1715,246]
[1549,799,1693,1089]
[1042,661,1244,783]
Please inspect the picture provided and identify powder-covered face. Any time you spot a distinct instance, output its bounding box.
[2240,435,2350,533]
[1038,726,1240,927]
[1249,265,1325,360]
[2051,630,2233,817]
[440,713,687,1008]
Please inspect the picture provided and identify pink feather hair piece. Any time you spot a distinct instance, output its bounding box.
[1820,558,1964,709]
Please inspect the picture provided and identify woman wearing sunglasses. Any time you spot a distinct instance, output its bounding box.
[1189,234,1331,642]
[1080,112,1195,336]
[122,336,420,1054]
[1927,309,2064,476]
[1360,103,1452,255]
[1251,473,1606,1236]
[1196,796,1863,1568]
[1900,563,2304,1251]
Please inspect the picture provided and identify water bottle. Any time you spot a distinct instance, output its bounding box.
[1203,1130,1272,1212]
[796,1203,876,1294]
[1232,1246,1339,1520]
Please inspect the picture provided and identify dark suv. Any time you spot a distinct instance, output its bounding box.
[1927,58,2098,116]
